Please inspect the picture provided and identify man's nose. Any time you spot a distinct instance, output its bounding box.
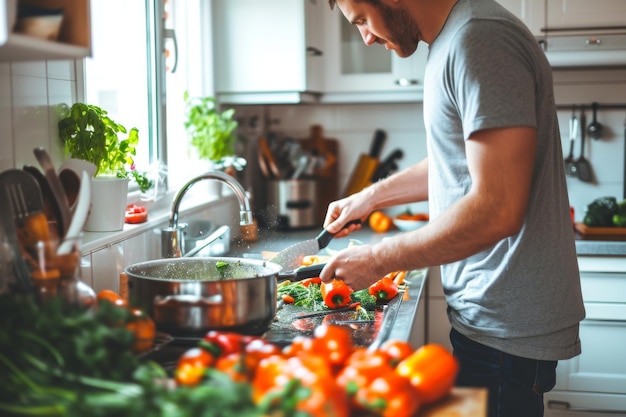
[358,27,377,46]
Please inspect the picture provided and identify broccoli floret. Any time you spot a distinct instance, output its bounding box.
[583,196,619,227]
[350,289,377,311]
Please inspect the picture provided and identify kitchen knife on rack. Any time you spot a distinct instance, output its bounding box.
[269,219,361,271]
[342,129,387,197]
[371,148,404,182]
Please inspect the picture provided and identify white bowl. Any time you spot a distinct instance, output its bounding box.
[392,218,428,232]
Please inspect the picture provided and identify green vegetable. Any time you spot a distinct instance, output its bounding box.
[57,103,153,192]
[0,294,264,417]
[184,92,242,170]
[583,196,619,227]
[613,199,626,227]
[277,281,325,310]
[350,289,377,311]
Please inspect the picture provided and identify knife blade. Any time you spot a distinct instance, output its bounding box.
[269,219,361,270]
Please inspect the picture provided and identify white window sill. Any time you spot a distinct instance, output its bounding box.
[80,189,236,255]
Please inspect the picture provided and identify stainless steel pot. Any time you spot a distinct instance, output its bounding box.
[125,257,282,336]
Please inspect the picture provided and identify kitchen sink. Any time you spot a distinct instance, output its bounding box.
[180,220,230,257]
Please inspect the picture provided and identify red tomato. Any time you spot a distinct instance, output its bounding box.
[125,204,148,224]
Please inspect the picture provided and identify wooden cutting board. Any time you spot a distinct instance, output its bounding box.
[574,223,626,240]
[422,387,488,417]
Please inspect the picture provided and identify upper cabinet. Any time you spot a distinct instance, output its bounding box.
[321,6,428,103]
[496,0,545,36]
[546,0,626,30]
[0,0,91,62]
[212,0,325,105]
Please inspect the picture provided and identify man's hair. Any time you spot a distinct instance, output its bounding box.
[328,0,379,10]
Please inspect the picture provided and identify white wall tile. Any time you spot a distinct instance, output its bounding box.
[90,244,127,293]
[46,60,76,81]
[11,74,50,168]
[10,61,46,77]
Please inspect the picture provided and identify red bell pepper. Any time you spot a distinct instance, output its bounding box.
[368,276,399,302]
[321,279,353,309]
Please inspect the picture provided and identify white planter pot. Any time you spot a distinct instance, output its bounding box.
[84,177,129,232]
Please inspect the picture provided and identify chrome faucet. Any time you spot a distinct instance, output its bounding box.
[161,170,254,258]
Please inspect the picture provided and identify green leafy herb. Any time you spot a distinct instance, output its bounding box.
[183,92,245,171]
[57,103,153,192]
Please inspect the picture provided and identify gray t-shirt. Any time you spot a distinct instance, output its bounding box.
[424,0,585,360]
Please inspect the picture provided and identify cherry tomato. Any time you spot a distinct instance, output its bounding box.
[125,307,156,353]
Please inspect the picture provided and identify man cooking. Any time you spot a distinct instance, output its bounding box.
[319,1,586,416]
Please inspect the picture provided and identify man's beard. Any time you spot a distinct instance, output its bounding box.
[377,2,420,57]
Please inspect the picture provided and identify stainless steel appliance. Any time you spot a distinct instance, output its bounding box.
[264,179,318,229]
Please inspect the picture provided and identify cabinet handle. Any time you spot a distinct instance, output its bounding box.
[548,400,626,414]
[395,78,419,87]
[540,26,626,33]
[306,46,323,56]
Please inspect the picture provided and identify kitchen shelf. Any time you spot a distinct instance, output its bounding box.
[0,0,91,62]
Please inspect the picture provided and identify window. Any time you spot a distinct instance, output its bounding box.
[82,0,213,195]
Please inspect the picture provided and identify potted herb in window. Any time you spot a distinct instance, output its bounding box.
[58,103,153,232]
[183,92,246,195]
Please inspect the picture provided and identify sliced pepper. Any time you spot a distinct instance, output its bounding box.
[321,279,353,309]
[368,276,399,302]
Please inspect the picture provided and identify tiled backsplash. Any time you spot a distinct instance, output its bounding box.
[1,61,625,291]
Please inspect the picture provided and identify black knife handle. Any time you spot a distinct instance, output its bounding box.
[278,263,325,282]
[316,219,362,250]
[369,129,387,159]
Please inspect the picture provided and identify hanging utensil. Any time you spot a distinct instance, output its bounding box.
[33,147,72,236]
[58,171,91,256]
[587,102,603,140]
[0,178,33,293]
[564,108,578,177]
[576,109,594,183]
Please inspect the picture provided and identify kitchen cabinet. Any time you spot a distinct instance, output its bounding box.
[212,0,324,105]
[425,267,453,351]
[0,0,91,62]
[496,0,545,36]
[544,256,626,417]
[546,0,626,30]
[320,5,428,103]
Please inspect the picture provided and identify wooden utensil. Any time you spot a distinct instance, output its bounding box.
[33,147,72,236]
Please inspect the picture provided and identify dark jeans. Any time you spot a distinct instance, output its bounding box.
[450,328,557,417]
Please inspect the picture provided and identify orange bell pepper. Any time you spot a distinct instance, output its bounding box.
[368,276,399,302]
[321,279,353,309]
[368,211,393,233]
[395,343,459,404]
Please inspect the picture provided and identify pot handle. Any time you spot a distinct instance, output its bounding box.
[154,294,224,306]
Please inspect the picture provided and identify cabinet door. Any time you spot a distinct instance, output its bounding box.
[496,0,545,36]
[554,308,626,395]
[547,0,626,29]
[322,7,427,98]
[212,0,323,95]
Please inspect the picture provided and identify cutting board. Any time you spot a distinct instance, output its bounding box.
[422,388,488,417]
[574,223,626,240]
